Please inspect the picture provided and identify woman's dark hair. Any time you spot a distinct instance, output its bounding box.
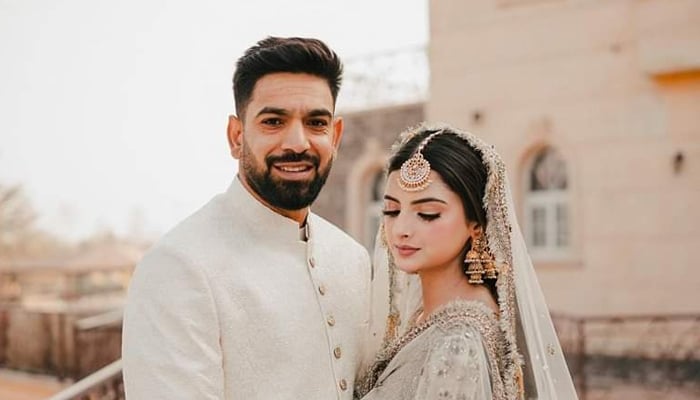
[232,36,343,119]
[388,126,496,296]
[388,127,488,229]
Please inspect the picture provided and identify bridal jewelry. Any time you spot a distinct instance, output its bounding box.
[372,124,576,399]
[398,130,443,191]
[379,222,388,248]
[384,251,401,346]
[464,229,497,284]
[483,249,499,280]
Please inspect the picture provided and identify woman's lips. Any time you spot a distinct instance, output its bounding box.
[395,245,419,257]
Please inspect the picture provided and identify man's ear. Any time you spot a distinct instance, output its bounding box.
[331,116,344,151]
[227,115,243,159]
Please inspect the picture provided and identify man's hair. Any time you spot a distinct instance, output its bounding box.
[232,36,343,118]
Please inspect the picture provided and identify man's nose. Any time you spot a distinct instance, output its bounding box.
[280,121,311,153]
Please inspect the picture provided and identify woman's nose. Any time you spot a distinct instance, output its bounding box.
[390,214,412,239]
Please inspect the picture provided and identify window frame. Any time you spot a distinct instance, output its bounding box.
[523,146,572,262]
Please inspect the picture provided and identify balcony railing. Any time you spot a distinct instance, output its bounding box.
[71,310,122,380]
[47,359,123,400]
[0,305,122,380]
[5,311,699,400]
[552,313,700,400]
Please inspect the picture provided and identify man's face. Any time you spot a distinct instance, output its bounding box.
[227,72,343,212]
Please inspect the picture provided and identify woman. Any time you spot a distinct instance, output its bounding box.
[356,123,578,399]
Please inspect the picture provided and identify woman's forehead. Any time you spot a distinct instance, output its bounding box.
[385,170,454,201]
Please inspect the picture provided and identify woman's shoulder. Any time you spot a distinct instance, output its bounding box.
[427,299,501,342]
[411,301,507,400]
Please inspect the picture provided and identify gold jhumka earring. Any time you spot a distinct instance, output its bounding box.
[464,229,498,284]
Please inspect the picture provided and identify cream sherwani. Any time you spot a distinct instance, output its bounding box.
[122,178,373,399]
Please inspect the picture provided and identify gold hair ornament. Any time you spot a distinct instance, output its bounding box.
[397,131,443,191]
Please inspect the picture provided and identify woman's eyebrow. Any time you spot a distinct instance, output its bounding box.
[410,197,447,205]
[383,194,447,205]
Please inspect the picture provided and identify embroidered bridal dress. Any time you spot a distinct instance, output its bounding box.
[356,124,579,400]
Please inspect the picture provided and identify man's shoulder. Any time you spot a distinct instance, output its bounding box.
[146,192,234,258]
[310,213,369,256]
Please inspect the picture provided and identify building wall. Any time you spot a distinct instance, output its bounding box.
[428,0,700,315]
[313,103,425,246]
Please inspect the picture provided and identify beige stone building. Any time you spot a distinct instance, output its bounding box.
[315,103,425,249]
[316,0,699,317]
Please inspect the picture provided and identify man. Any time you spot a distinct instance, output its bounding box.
[122,37,375,399]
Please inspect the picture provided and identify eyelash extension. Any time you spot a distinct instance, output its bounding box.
[418,213,440,221]
[382,210,440,221]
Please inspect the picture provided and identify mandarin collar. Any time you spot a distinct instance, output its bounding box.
[226,176,310,242]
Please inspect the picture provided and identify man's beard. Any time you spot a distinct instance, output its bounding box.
[241,144,333,211]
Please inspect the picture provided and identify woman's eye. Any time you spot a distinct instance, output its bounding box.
[382,210,400,217]
[418,213,440,221]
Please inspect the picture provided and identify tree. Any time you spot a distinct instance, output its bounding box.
[0,184,68,259]
[0,184,36,249]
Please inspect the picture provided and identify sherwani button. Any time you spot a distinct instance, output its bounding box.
[327,316,335,326]
[339,379,347,391]
[334,346,342,359]
[309,257,316,268]
[318,285,326,295]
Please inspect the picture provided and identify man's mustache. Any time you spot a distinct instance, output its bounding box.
[266,152,320,168]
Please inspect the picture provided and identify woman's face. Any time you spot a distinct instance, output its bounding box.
[383,170,474,275]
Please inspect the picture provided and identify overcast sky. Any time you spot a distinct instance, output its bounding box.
[0,0,428,241]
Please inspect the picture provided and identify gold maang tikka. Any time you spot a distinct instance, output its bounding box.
[398,131,444,191]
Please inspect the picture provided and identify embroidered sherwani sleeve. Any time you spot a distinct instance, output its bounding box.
[122,246,224,399]
[414,328,493,400]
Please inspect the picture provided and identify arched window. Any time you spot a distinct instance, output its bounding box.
[345,137,387,251]
[364,170,386,253]
[524,147,570,259]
